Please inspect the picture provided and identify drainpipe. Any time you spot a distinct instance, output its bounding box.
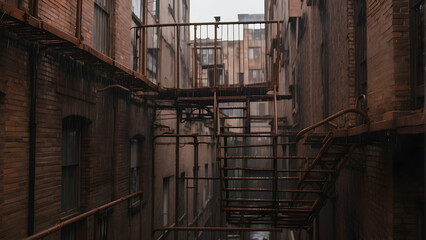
[112,98,119,200]
[28,44,39,236]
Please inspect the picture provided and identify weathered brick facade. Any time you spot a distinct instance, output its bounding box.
[266,0,424,239]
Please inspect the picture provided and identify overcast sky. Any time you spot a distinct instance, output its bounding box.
[190,0,264,22]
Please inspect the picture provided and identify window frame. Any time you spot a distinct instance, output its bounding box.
[410,0,425,108]
[93,0,112,56]
[130,136,144,207]
[248,47,260,60]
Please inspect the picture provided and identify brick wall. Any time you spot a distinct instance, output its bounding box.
[0,33,154,238]
[332,144,394,239]
[0,38,30,239]
[393,134,424,239]
[366,0,396,120]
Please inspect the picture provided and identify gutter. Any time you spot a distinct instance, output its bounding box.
[28,43,39,236]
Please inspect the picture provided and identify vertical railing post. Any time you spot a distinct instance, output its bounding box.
[214,23,218,88]
[175,108,180,240]
[275,21,281,88]
[273,86,279,239]
[193,25,198,88]
[142,0,147,76]
[177,26,181,89]
[76,0,82,42]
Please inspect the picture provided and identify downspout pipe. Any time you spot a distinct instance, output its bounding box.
[151,134,199,238]
[28,43,39,236]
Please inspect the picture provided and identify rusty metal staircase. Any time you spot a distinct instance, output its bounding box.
[216,100,368,229]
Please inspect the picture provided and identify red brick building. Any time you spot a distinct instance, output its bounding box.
[265,0,424,239]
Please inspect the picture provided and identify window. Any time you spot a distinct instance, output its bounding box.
[249,47,260,60]
[198,48,222,65]
[163,177,169,226]
[410,0,425,108]
[249,29,265,40]
[147,48,159,81]
[132,0,143,20]
[181,0,188,22]
[130,137,142,205]
[147,27,159,82]
[61,223,77,240]
[208,69,223,87]
[152,0,160,22]
[259,103,266,116]
[238,73,244,85]
[94,0,111,55]
[249,69,264,83]
[61,116,90,240]
[203,164,209,204]
[62,121,80,214]
[96,211,109,240]
[131,18,142,72]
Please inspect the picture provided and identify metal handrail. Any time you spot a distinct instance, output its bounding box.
[23,191,143,240]
[295,107,369,140]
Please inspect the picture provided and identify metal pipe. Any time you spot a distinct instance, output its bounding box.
[23,191,142,240]
[223,207,312,213]
[214,22,218,88]
[152,134,200,236]
[27,43,38,236]
[223,198,315,203]
[223,188,322,193]
[154,227,283,232]
[174,107,180,240]
[30,0,39,17]
[75,0,82,40]
[95,84,131,93]
[295,108,369,140]
[193,25,198,88]
[218,155,308,159]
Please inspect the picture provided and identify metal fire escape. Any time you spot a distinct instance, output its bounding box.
[0,2,369,237]
[142,19,370,238]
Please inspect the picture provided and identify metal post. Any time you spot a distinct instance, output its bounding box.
[246,98,251,134]
[142,0,148,76]
[194,25,198,88]
[275,22,281,88]
[176,26,181,89]
[76,0,82,41]
[214,22,218,88]
[175,107,180,240]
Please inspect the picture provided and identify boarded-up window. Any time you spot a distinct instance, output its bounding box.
[94,0,111,56]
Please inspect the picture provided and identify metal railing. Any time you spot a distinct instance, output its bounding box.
[23,191,143,240]
[134,20,282,90]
